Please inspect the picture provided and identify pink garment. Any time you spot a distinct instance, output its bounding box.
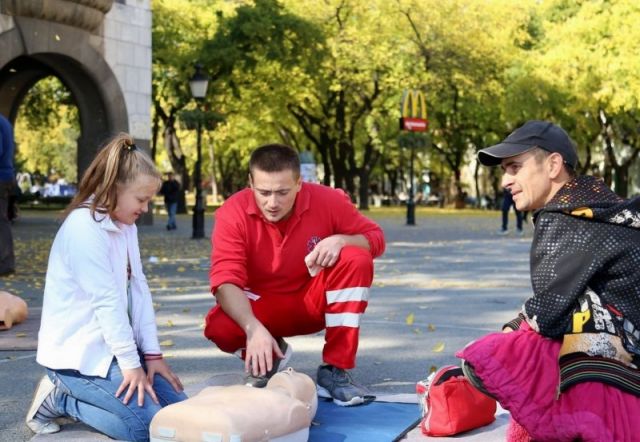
[506,417,532,442]
[456,323,640,442]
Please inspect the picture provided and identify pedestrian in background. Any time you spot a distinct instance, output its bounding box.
[0,113,16,276]
[499,187,523,235]
[159,172,180,230]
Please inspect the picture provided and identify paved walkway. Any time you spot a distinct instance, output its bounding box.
[0,209,533,441]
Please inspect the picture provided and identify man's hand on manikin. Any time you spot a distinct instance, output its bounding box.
[244,320,284,376]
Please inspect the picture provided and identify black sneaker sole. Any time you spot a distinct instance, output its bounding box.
[316,385,369,406]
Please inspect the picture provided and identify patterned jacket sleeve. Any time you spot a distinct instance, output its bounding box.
[524,212,602,337]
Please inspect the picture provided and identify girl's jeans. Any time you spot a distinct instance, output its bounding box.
[47,359,187,442]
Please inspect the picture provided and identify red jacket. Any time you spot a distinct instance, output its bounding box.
[209,183,385,296]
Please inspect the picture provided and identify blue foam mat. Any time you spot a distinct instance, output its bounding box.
[309,399,420,442]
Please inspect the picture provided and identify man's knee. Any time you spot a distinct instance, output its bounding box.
[204,307,243,354]
[338,246,373,268]
[333,246,374,282]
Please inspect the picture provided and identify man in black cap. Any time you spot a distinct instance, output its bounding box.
[457,120,640,440]
[478,120,579,212]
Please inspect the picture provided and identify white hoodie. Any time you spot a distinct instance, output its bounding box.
[37,207,161,377]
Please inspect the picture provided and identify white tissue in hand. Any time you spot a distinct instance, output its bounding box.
[304,252,321,277]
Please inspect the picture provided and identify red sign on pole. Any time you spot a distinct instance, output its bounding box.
[400,117,428,132]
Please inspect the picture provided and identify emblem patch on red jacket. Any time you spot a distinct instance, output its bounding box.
[307,236,321,253]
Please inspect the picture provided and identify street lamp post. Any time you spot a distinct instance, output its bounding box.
[407,139,416,225]
[189,64,208,239]
[399,88,428,226]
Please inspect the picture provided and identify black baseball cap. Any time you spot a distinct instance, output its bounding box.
[477,120,578,169]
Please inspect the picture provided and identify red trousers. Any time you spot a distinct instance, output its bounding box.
[204,246,373,369]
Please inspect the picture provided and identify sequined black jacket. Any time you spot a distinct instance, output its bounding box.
[523,175,640,339]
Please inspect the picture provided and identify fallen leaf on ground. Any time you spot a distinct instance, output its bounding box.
[406,313,415,326]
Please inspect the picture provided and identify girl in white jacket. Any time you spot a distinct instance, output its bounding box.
[26,133,186,441]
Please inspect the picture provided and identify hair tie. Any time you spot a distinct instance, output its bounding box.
[125,143,137,152]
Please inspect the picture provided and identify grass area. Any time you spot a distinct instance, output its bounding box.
[18,197,499,219]
[363,205,497,219]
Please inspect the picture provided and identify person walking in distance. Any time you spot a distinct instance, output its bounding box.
[499,187,523,235]
[159,172,180,230]
[0,113,16,276]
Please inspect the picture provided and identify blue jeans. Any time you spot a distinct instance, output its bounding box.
[47,359,187,442]
[166,202,177,229]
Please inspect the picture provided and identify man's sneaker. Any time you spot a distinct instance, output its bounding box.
[316,364,375,406]
[25,376,62,434]
[245,338,292,388]
[516,229,524,236]
[498,229,509,235]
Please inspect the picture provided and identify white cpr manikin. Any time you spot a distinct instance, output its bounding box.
[150,367,318,442]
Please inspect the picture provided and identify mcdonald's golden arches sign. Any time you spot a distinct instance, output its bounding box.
[399,89,428,132]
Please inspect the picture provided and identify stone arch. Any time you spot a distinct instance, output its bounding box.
[0,12,128,177]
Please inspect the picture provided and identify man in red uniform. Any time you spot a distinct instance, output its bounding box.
[205,144,385,406]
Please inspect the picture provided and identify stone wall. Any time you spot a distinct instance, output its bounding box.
[102,0,151,142]
[0,0,151,144]
[0,0,113,32]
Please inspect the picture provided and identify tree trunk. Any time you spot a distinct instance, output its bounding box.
[473,160,481,208]
[151,112,159,162]
[453,167,465,209]
[207,133,218,204]
[613,163,629,197]
[318,133,333,186]
[163,125,189,214]
[386,168,398,201]
[358,168,370,210]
